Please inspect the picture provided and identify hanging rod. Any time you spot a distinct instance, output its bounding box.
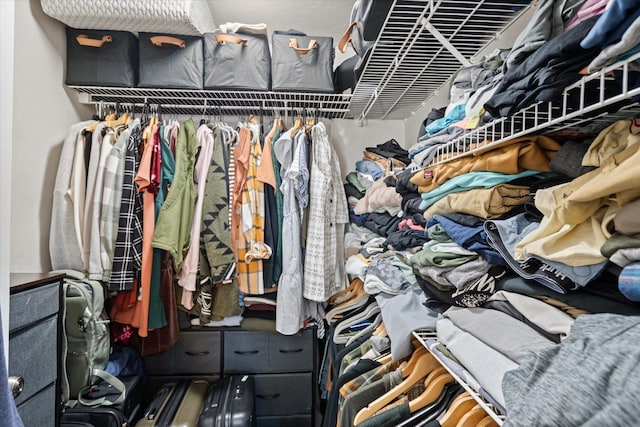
[70,86,353,119]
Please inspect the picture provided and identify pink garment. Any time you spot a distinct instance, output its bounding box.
[177,124,215,309]
[398,219,426,231]
[564,0,609,31]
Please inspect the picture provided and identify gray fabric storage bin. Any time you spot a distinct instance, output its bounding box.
[138,32,203,89]
[204,32,271,90]
[271,34,334,93]
[66,28,138,87]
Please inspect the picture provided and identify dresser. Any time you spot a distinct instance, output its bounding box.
[9,273,65,427]
[144,326,318,427]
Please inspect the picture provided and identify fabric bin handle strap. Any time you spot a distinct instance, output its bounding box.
[289,38,318,55]
[76,34,112,48]
[338,22,359,53]
[150,35,186,48]
[215,34,248,46]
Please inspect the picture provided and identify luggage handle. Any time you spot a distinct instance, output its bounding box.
[256,393,280,400]
[234,350,259,355]
[185,350,210,356]
[288,38,318,55]
[76,34,112,48]
[215,34,248,46]
[279,348,304,354]
[257,393,281,400]
[150,35,186,48]
[338,22,360,53]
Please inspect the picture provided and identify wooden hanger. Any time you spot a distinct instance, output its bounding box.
[290,112,303,137]
[408,370,454,413]
[375,352,393,365]
[439,393,477,427]
[328,278,362,306]
[455,404,487,427]
[477,415,499,427]
[353,348,438,425]
[372,322,387,337]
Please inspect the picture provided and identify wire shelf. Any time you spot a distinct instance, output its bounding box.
[348,0,533,121]
[426,51,640,167]
[70,86,353,119]
[413,329,506,425]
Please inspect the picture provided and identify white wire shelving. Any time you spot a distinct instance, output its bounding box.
[426,51,640,167]
[412,328,506,425]
[347,0,534,121]
[70,86,353,120]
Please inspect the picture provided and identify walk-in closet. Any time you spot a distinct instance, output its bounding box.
[2,0,640,426]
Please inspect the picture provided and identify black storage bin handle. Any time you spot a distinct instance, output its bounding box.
[150,35,186,48]
[289,38,318,55]
[76,34,112,48]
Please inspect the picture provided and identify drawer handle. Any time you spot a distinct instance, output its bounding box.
[8,376,24,400]
[185,350,210,357]
[279,348,304,354]
[234,350,260,355]
[257,393,281,400]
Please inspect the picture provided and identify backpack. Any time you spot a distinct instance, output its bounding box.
[56,270,124,406]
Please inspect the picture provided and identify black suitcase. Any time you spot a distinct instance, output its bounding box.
[198,375,256,427]
[61,375,145,427]
[137,378,209,427]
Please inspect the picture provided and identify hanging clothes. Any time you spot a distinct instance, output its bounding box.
[273,129,305,334]
[108,121,143,292]
[152,119,200,273]
[303,123,349,302]
[50,119,97,272]
[176,123,215,309]
[234,124,273,295]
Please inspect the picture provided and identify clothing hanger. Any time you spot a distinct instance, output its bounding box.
[290,109,303,137]
[439,393,477,427]
[476,415,499,427]
[408,370,454,414]
[333,302,380,345]
[353,348,438,425]
[455,404,487,427]
[328,278,362,306]
[372,322,387,337]
[345,311,383,347]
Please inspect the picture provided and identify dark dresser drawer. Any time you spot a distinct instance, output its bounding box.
[269,329,314,373]
[9,281,59,331]
[144,330,222,375]
[224,331,269,373]
[254,373,312,416]
[16,383,56,427]
[9,315,58,405]
[257,415,312,427]
[224,329,314,374]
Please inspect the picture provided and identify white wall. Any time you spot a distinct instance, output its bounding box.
[10,0,90,273]
[1,0,15,359]
[328,118,406,176]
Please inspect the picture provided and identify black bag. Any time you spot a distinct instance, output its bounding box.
[138,33,204,89]
[271,33,334,93]
[334,47,372,93]
[204,32,271,91]
[61,407,128,427]
[62,375,145,427]
[136,378,209,427]
[198,375,256,427]
[65,28,138,87]
[337,0,392,56]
